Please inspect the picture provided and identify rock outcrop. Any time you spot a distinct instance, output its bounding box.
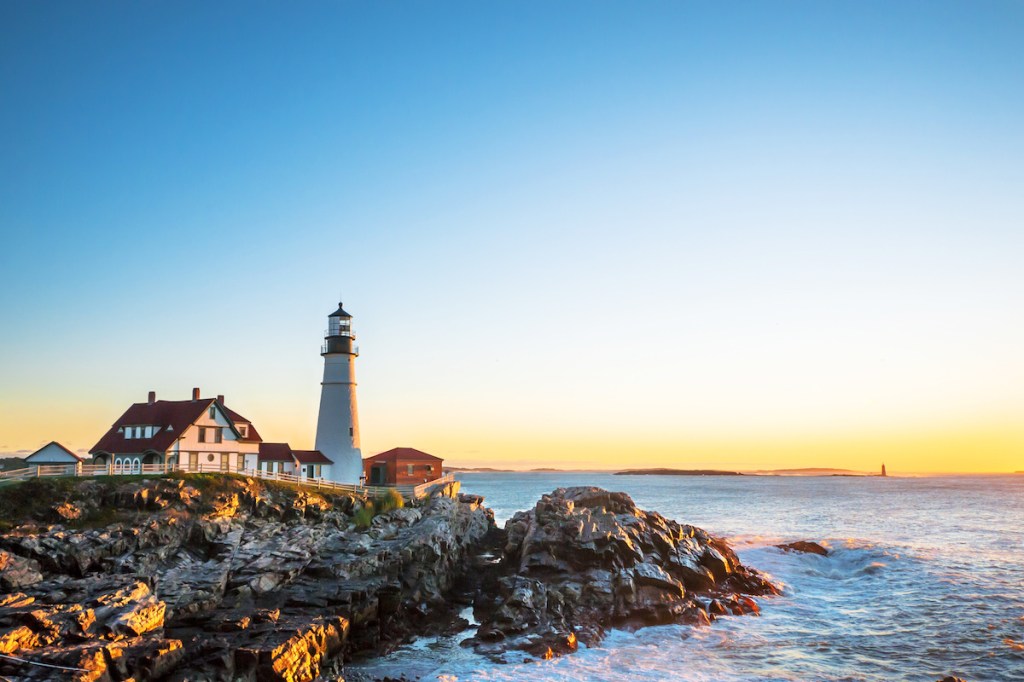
[0,474,493,681]
[1,479,788,676]
[468,487,779,659]
[776,540,829,556]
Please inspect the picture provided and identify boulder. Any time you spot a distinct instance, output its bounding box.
[776,540,829,556]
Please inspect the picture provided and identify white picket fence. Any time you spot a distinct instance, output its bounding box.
[0,462,455,501]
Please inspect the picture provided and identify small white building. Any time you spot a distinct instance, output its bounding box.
[90,389,263,473]
[24,441,84,473]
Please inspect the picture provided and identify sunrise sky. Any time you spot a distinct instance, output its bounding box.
[1,2,1022,473]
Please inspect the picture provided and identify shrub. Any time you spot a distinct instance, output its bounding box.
[374,488,404,513]
[353,503,375,530]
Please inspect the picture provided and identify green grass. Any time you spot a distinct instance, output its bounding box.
[0,477,84,524]
[353,504,375,529]
[374,488,404,513]
[0,471,367,530]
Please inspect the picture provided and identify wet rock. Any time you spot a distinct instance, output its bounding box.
[777,540,829,556]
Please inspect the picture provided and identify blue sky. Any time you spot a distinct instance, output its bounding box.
[1,2,1022,471]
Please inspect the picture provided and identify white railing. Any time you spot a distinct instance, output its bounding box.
[0,462,454,501]
[410,473,456,499]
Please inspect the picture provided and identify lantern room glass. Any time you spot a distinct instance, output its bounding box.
[328,317,352,337]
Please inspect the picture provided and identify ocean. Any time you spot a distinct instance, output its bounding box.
[352,472,1024,681]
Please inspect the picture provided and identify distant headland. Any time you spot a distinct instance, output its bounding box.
[615,468,744,476]
[617,467,876,477]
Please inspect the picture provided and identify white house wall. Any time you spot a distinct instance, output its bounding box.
[168,403,260,471]
[25,443,80,464]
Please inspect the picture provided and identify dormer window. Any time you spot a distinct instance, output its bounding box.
[124,427,132,439]
[239,425,247,437]
[134,426,142,439]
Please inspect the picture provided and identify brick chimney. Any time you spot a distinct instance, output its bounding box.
[216,394,224,405]
[192,387,200,401]
[148,391,156,404]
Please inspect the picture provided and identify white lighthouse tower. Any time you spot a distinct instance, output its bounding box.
[315,301,362,483]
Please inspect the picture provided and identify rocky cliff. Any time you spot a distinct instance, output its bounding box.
[0,479,783,680]
[467,487,779,659]
[0,474,492,681]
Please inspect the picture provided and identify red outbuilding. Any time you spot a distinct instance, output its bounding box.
[363,447,444,486]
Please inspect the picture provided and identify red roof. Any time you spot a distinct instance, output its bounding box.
[258,442,294,462]
[221,405,263,443]
[364,447,444,463]
[292,449,332,464]
[91,398,260,455]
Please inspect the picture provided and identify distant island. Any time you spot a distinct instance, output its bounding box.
[616,468,744,476]
[445,467,515,473]
[615,467,877,477]
[749,467,872,476]
[448,466,883,477]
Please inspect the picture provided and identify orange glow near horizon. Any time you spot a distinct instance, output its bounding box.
[2,394,1020,475]
[3,379,1021,476]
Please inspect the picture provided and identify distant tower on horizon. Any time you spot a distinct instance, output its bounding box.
[881,463,887,477]
[315,301,362,483]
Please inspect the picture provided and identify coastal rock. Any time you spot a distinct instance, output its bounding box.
[0,473,494,681]
[470,486,779,658]
[776,540,829,556]
[0,550,44,589]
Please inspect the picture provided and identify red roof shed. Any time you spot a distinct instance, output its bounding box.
[363,447,443,486]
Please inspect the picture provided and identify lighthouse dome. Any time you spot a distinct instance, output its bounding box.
[328,302,352,318]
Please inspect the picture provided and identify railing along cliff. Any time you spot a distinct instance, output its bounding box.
[0,463,455,501]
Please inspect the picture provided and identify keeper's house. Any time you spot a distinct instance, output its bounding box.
[90,389,263,474]
[24,441,85,473]
[363,447,444,486]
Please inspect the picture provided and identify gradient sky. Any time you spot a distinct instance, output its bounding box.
[1,1,1022,473]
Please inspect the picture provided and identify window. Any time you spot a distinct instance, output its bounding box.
[426,465,433,473]
[124,427,132,440]
[349,427,354,437]
[198,427,207,443]
[406,464,414,475]
[314,465,321,477]
[239,425,247,437]
[209,406,216,419]
[213,428,222,444]
[220,452,229,471]
[134,426,142,439]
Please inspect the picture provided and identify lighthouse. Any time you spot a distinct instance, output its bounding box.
[315,301,362,483]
